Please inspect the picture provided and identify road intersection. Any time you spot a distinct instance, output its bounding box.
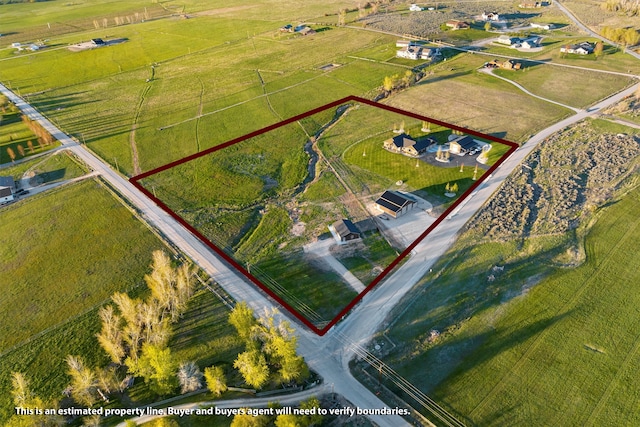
[1,77,638,425]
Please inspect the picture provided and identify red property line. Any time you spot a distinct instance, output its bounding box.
[130,95,519,336]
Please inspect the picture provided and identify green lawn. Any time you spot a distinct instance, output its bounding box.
[376,174,640,425]
[494,65,634,109]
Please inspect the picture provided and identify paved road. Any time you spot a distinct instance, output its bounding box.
[1,77,639,426]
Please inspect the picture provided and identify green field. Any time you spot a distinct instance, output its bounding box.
[386,54,574,143]
[141,101,509,326]
[494,65,634,109]
[373,137,640,425]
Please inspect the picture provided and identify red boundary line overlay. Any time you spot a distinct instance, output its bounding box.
[130,95,519,336]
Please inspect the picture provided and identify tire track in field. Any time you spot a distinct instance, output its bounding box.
[195,78,204,153]
[469,202,640,420]
[256,69,283,121]
[130,85,151,175]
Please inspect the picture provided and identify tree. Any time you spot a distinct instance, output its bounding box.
[11,372,31,407]
[146,419,179,427]
[96,305,125,364]
[145,250,195,322]
[338,9,347,26]
[229,301,258,344]
[17,144,25,157]
[126,343,178,396]
[300,397,323,426]
[27,140,34,153]
[82,415,102,427]
[204,365,227,397]
[594,41,604,58]
[382,75,394,91]
[177,361,203,394]
[66,355,99,406]
[624,28,640,47]
[254,310,309,384]
[231,411,270,427]
[274,414,301,427]
[7,147,16,162]
[484,21,492,32]
[234,350,269,389]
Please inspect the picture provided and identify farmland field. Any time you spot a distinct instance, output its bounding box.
[139,100,511,328]
[370,118,640,425]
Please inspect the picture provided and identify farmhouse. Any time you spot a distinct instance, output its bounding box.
[383,133,435,157]
[560,42,594,55]
[396,47,421,60]
[420,47,440,59]
[449,135,476,155]
[446,20,470,30]
[409,4,423,11]
[90,38,105,47]
[280,24,293,32]
[520,37,542,49]
[485,59,523,70]
[330,219,361,243]
[375,191,416,219]
[482,12,500,21]
[0,186,13,203]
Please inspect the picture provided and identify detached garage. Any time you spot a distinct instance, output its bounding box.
[375,190,416,218]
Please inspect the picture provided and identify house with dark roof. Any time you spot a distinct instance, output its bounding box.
[383,133,434,157]
[0,186,13,203]
[560,42,594,55]
[449,135,476,155]
[375,190,416,218]
[446,20,470,30]
[90,38,105,47]
[330,219,361,243]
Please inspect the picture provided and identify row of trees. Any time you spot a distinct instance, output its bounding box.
[21,114,54,146]
[600,26,640,47]
[229,303,309,389]
[601,0,640,14]
[382,70,417,93]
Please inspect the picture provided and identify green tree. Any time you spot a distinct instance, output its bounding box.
[484,21,492,31]
[231,411,270,427]
[382,75,394,91]
[7,147,16,162]
[234,350,270,389]
[624,28,640,47]
[204,365,227,397]
[594,41,604,58]
[300,397,323,426]
[229,301,258,344]
[274,414,301,427]
[126,343,178,396]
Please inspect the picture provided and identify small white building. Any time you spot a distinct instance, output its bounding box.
[531,22,554,30]
[409,4,424,11]
[396,47,421,60]
[481,12,500,21]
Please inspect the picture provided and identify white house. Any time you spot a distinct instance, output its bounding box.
[531,22,554,30]
[482,12,500,21]
[409,4,423,11]
[396,47,421,60]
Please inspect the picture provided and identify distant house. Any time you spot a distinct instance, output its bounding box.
[0,186,13,204]
[560,42,594,55]
[520,37,541,49]
[446,20,470,30]
[396,46,422,60]
[330,219,361,243]
[420,47,440,59]
[280,24,293,32]
[383,133,434,156]
[90,38,105,47]
[396,40,411,48]
[497,35,521,46]
[29,44,40,51]
[409,4,424,11]
[297,26,316,36]
[11,42,21,48]
[519,1,542,8]
[375,191,416,219]
[482,12,500,21]
[485,58,522,70]
[531,22,554,30]
[449,135,476,155]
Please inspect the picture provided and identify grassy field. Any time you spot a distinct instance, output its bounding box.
[371,114,640,425]
[494,63,634,109]
[386,54,573,143]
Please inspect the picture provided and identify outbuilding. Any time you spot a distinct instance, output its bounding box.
[375,190,416,218]
[330,219,361,243]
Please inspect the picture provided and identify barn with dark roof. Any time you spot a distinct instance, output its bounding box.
[375,190,416,218]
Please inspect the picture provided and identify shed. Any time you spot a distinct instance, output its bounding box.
[375,191,416,218]
[331,219,361,243]
[0,176,15,191]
